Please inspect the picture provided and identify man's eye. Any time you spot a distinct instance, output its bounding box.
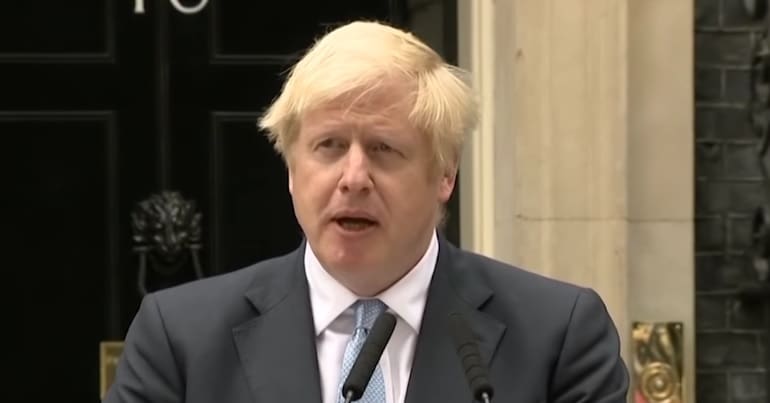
[318,138,344,149]
[373,143,394,152]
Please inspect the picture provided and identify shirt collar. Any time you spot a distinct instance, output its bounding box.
[305,231,439,336]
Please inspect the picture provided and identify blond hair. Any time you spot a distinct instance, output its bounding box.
[258,20,478,175]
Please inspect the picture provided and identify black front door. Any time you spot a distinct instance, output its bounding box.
[6,1,456,401]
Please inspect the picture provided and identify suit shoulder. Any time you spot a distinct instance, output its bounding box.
[449,245,587,302]
[149,247,300,313]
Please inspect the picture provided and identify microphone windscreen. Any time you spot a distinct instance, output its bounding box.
[342,312,397,401]
[448,312,494,401]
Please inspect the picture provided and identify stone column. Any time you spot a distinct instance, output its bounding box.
[627,0,695,400]
[458,0,694,400]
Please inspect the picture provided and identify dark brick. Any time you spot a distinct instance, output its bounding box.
[729,297,766,330]
[732,398,765,403]
[697,216,726,252]
[697,254,726,291]
[721,0,766,29]
[730,371,766,400]
[696,254,752,290]
[696,106,755,140]
[697,180,764,214]
[725,142,761,178]
[695,17,769,403]
[696,32,754,65]
[727,181,766,212]
[697,394,729,403]
[696,0,720,27]
[697,393,729,403]
[726,254,755,285]
[697,68,723,102]
[697,107,719,139]
[715,107,756,139]
[724,68,751,103]
[728,215,753,251]
[697,332,762,368]
[697,141,725,178]
[697,372,728,401]
[698,294,728,329]
[731,397,767,403]
[696,179,728,214]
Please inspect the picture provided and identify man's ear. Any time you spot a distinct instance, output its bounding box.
[286,154,294,195]
[438,167,457,203]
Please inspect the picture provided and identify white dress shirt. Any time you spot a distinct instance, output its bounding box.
[304,231,438,403]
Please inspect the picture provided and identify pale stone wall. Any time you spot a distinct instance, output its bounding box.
[458,0,694,400]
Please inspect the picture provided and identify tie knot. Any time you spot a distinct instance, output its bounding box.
[354,299,387,330]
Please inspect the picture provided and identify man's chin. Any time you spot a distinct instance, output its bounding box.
[314,231,387,269]
[325,254,379,271]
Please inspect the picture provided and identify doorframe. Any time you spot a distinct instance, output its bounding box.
[457,0,496,255]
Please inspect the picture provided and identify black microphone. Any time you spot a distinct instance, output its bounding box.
[341,312,397,403]
[448,312,494,403]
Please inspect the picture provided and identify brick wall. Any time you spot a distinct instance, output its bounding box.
[695,0,768,401]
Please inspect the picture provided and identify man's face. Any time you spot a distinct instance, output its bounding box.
[287,83,455,293]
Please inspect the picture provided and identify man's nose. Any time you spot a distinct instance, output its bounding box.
[338,144,373,193]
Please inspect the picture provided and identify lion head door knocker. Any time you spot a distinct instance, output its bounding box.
[632,322,684,403]
[131,191,205,295]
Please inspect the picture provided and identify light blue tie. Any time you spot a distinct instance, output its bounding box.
[337,299,388,403]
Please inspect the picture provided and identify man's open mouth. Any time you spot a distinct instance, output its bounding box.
[334,217,378,231]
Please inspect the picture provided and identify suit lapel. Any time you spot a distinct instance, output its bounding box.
[229,238,505,403]
[405,240,506,403]
[232,245,323,403]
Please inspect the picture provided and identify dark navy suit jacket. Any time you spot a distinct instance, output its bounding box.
[104,238,629,403]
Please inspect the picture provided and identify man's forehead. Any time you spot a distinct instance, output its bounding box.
[302,97,412,127]
[328,89,412,113]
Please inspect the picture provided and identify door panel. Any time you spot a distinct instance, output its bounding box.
[210,113,300,273]
[0,2,113,57]
[8,1,455,401]
[11,113,118,401]
[212,1,392,57]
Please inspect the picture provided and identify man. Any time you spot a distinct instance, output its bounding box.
[104,21,628,403]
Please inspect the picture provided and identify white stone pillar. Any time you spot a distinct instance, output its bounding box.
[458,0,694,400]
